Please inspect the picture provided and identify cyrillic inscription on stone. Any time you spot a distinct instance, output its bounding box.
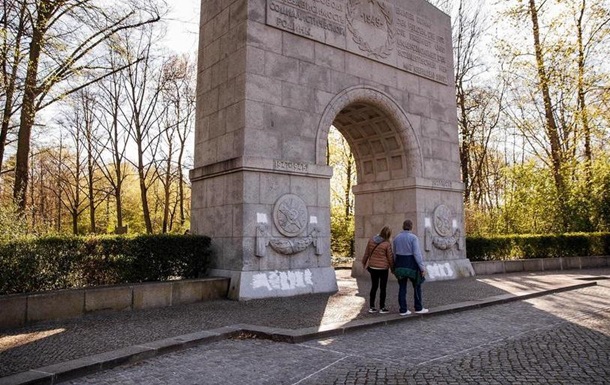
[266,0,451,85]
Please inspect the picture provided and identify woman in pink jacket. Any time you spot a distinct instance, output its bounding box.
[362,226,394,313]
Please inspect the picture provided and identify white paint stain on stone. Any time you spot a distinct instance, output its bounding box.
[257,213,268,223]
[252,273,272,290]
[251,269,315,291]
[427,262,455,279]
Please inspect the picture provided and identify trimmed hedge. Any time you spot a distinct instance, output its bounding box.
[466,232,610,261]
[0,234,213,295]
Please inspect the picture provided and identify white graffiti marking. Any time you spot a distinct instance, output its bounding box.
[251,269,315,291]
[427,262,455,279]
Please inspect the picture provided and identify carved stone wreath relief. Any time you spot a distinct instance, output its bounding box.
[256,194,321,257]
[347,0,395,59]
[425,204,461,251]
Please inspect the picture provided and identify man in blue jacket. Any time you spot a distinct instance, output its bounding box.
[392,219,428,315]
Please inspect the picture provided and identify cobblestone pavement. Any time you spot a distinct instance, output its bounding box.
[61,276,610,385]
[0,269,516,377]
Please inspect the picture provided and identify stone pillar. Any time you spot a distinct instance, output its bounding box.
[190,159,338,300]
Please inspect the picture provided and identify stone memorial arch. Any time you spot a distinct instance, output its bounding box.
[191,0,474,300]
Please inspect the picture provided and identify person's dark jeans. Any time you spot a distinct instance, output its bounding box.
[398,277,423,313]
[368,268,389,308]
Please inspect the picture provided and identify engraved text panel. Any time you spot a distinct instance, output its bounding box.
[266,0,451,85]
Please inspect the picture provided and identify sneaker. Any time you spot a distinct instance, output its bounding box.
[368,308,378,313]
[415,308,429,314]
[399,310,412,316]
[379,308,389,314]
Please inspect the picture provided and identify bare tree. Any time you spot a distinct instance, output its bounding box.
[427,0,504,205]
[94,44,131,234]
[120,25,166,234]
[77,90,108,233]
[451,0,496,203]
[54,111,87,235]
[11,0,163,213]
[158,101,177,234]
[158,54,195,232]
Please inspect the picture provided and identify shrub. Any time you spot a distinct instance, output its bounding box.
[330,209,355,259]
[0,234,213,295]
[466,232,610,261]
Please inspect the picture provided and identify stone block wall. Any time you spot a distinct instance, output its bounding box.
[0,278,230,330]
[470,256,610,275]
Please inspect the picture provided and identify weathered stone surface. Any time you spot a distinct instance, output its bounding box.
[27,290,84,323]
[191,0,469,299]
[132,284,172,310]
[0,296,26,329]
[85,287,132,313]
[171,281,204,305]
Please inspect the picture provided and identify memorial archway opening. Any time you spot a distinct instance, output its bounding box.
[320,89,422,277]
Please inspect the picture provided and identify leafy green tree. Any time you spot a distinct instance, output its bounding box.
[493,0,610,233]
[327,126,356,258]
[587,154,610,231]
[330,204,355,259]
[0,200,27,242]
[500,161,560,234]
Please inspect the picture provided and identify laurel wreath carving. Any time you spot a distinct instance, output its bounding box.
[431,228,461,250]
[269,235,314,255]
[346,0,395,59]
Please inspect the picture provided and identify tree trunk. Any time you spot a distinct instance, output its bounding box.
[14,20,44,212]
[344,153,353,220]
[576,0,592,185]
[457,81,471,204]
[86,104,96,233]
[72,211,78,235]
[13,0,57,212]
[0,1,27,175]
[115,184,123,229]
[111,93,125,230]
[528,0,567,224]
[56,136,64,232]
[87,155,96,233]
[177,145,185,227]
[162,148,172,234]
[139,175,152,234]
[137,140,153,233]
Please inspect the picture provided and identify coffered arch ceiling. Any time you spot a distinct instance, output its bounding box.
[316,86,423,184]
[333,103,406,183]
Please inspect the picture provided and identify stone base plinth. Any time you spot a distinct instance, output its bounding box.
[211,267,338,300]
[352,258,475,281]
[424,259,475,280]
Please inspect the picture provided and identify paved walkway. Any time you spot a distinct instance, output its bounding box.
[1,268,609,384]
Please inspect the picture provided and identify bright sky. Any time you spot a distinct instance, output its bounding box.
[163,0,201,53]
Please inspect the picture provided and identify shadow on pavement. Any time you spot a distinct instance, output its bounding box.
[1,268,608,379]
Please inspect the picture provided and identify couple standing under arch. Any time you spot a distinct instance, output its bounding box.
[361,220,429,316]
